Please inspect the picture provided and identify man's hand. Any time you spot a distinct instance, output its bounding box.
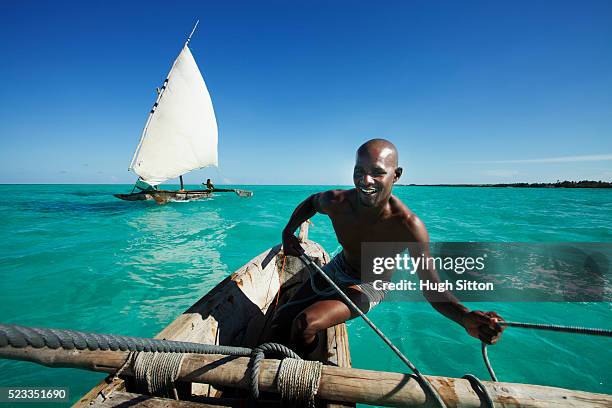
[282,229,305,257]
[462,311,505,344]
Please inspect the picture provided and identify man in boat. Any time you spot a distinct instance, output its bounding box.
[277,138,504,355]
[204,178,214,190]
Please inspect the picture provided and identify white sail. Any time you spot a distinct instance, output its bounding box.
[129,45,218,186]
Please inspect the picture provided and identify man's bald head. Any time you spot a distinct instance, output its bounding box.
[353,139,402,207]
[356,139,399,168]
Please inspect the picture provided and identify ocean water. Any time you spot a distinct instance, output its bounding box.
[0,184,610,406]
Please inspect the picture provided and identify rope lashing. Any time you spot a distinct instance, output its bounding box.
[298,254,448,408]
[277,358,323,408]
[248,342,301,399]
[133,351,185,399]
[0,324,300,400]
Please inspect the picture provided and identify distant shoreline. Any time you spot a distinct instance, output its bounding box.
[400,181,612,189]
[0,181,611,188]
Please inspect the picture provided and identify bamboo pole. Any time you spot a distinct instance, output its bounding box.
[1,346,610,408]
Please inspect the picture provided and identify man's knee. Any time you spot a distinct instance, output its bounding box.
[341,288,371,316]
[292,310,323,340]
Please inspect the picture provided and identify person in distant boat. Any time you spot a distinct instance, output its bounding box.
[275,138,504,355]
[204,179,214,190]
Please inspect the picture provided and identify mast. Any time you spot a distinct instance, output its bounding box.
[186,20,199,46]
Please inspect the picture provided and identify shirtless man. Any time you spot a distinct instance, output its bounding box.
[277,139,504,354]
[204,179,215,190]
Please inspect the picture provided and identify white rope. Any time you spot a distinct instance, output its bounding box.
[277,358,323,408]
[133,352,185,399]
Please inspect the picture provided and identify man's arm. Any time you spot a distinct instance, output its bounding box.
[282,191,334,256]
[408,216,504,344]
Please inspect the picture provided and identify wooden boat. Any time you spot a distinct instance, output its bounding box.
[74,222,353,407]
[114,22,252,203]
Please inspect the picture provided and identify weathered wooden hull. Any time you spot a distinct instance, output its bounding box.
[114,189,252,203]
[114,190,213,203]
[74,229,353,407]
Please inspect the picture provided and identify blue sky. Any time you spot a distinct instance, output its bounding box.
[1,0,611,185]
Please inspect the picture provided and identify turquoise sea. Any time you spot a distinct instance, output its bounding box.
[0,184,611,406]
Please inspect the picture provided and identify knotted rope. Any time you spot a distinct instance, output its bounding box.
[278,358,323,408]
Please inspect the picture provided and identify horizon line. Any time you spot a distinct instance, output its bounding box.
[1,180,610,186]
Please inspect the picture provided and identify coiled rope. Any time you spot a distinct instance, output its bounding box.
[133,351,185,399]
[277,358,323,408]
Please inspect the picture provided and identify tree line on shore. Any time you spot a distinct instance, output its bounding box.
[402,180,612,188]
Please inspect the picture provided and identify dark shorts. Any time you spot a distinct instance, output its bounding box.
[316,253,387,312]
[278,253,387,315]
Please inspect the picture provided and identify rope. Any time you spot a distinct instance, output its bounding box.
[462,374,495,408]
[481,343,498,382]
[278,358,323,408]
[481,320,611,383]
[0,324,299,401]
[500,321,612,337]
[0,324,254,355]
[298,254,448,408]
[133,351,185,399]
[248,342,301,399]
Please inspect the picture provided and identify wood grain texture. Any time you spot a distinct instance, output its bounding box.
[5,347,610,408]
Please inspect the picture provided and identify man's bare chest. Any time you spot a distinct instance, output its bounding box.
[329,214,404,247]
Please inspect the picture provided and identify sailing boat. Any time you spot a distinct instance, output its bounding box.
[114,22,252,204]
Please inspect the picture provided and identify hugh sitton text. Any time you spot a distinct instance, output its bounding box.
[373,279,494,292]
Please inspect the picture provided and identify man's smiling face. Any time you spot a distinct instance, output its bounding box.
[353,140,401,207]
